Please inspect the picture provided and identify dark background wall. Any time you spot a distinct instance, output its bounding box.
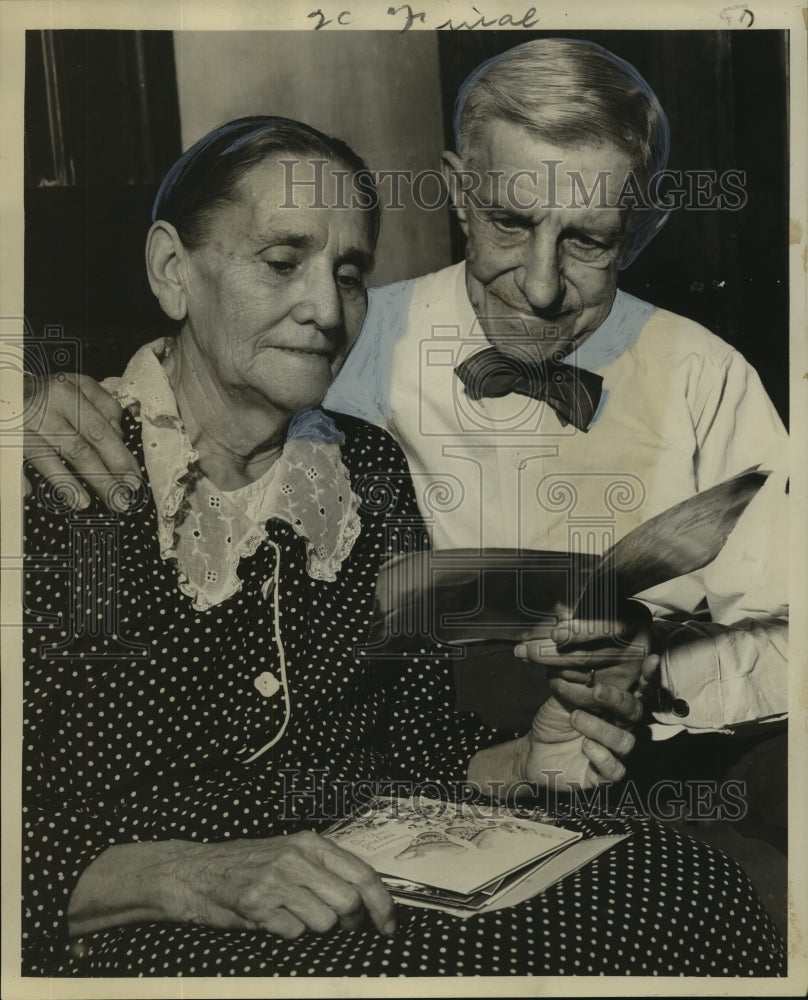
[24,31,182,381]
[25,29,789,423]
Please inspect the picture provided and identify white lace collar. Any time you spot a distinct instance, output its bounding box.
[104,338,361,611]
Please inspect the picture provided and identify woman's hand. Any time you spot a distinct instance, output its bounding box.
[520,687,641,790]
[467,667,652,796]
[174,833,397,939]
[23,372,141,510]
[68,833,397,941]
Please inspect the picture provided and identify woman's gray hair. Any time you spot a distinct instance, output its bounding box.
[453,38,671,266]
[152,115,381,251]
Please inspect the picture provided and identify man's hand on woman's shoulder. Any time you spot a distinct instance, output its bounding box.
[23,371,142,511]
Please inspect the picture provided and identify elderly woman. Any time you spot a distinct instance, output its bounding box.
[23,116,785,978]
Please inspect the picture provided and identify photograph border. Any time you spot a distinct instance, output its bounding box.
[2,1,806,997]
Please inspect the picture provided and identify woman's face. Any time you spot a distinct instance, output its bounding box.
[180,156,375,417]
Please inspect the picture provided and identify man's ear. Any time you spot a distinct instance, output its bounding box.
[440,150,470,237]
[145,221,188,322]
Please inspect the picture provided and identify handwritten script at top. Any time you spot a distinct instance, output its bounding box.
[308,4,541,31]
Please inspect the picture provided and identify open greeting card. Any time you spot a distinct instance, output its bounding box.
[325,796,628,917]
[368,467,769,652]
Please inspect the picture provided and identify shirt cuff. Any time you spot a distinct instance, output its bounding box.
[650,617,788,732]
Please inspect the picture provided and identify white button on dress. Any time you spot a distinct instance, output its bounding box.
[254,671,281,698]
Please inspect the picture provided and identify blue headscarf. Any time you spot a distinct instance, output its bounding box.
[151,116,292,222]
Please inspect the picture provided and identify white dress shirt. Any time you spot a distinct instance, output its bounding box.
[324,262,789,734]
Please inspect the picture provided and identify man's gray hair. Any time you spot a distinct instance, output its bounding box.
[453,38,671,265]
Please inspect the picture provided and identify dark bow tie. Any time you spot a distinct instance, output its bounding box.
[454,347,603,432]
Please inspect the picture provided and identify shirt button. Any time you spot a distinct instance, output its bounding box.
[255,671,280,698]
[672,698,690,718]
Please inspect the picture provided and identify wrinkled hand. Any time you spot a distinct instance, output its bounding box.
[515,600,654,711]
[23,372,141,510]
[548,651,661,716]
[520,673,654,790]
[466,660,659,797]
[169,832,396,940]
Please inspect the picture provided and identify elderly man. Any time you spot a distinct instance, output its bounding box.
[25,38,788,775]
[330,38,788,742]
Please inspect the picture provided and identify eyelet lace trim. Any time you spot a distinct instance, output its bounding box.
[104,338,361,611]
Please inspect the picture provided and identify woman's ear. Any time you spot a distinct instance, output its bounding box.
[440,150,470,237]
[145,221,188,322]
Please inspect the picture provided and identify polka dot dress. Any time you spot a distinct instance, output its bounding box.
[22,412,786,978]
[75,817,785,978]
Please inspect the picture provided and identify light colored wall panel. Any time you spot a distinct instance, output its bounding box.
[174,31,452,286]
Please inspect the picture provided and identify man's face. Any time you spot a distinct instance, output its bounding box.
[448,120,633,361]
[181,157,374,418]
